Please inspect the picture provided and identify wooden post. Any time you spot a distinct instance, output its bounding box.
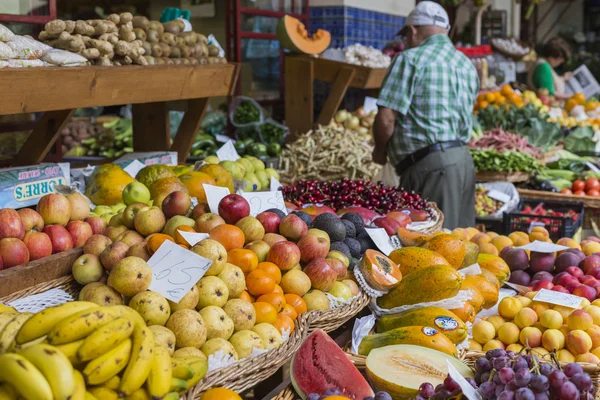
[171,98,210,163]
[316,66,356,126]
[132,102,170,152]
[285,56,314,139]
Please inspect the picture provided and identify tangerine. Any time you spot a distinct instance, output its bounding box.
[178,243,190,249]
[485,92,497,103]
[210,224,245,251]
[246,269,276,296]
[239,291,255,303]
[478,100,489,109]
[147,233,174,254]
[257,292,286,313]
[273,314,295,334]
[501,84,514,97]
[280,304,298,320]
[253,301,278,324]
[201,388,242,400]
[573,93,586,105]
[257,262,281,284]
[174,225,196,245]
[228,248,259,275]
[284,294,307,315]
[179,172,216,203]
[272,284,284,295]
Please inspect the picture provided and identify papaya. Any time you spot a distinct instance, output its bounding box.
[449,301,477,324]
[478,253,511,284]
[358,249,402,291]
[376,306,467,344]
[481,268,500,288]
[85,164,135,206]
[459,241,480,269]
[463,274,499,309]
[421,234,467,269]
[377,265,462,310]
[149,176,188,207]
[358,326,458,357]
[396,228,431,247]
[135,164,176,188]
[198,164,234,193]
[388,247,450,277]
[458,277,485,310]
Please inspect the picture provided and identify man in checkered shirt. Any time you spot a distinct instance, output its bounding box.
[372,1,479,229]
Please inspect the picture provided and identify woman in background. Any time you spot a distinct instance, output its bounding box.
[529,37,573,99]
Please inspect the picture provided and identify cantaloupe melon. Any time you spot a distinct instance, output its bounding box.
[277,15,331,55]
[366,345,473,399]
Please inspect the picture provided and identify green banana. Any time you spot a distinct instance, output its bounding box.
[0,353,53,400]
[19,344,75,400]
[82,338,132,385]
[169,377,187,393]
[171,358,194,380]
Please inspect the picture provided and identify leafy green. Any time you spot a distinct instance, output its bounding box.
[517,119,563,152]
[546,159,588,172]
[471,149,540,172]
[564,126,598,153]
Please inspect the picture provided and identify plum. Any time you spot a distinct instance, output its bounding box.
[529,251,555,274]
[588,267,600,280]
[581,255,600,274]
[553,272,569,285]
[509,270,531,286]
[555,252,584,273]
[532,271,554,283]
[504,248,530,271]
[566,266,584,278]
[500,245,514,261]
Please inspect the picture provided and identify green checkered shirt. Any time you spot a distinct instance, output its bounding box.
[377,34,480,165]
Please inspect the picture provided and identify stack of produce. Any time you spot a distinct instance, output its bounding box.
[474,86,543,112]
[198,155,279,191]
[76,118,133,158]
[39,14,225,66]
[331,108,376,136]
[343,43,392,68]
[469,128,542,159]
[561,93,600,129]
[0,192,94,269]
[60,118,99,156]
[471,149,541,173]
[563,177,600,197]
[279,125,381,182]
[475,186,504,217]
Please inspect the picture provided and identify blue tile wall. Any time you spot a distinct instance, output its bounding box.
[310,6,406,50]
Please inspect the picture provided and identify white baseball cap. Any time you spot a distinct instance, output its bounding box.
[398,1,451,36]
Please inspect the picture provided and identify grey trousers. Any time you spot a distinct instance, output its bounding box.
[398,146,475,230]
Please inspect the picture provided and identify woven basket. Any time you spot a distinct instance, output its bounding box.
[420,202,444,235]
[273,385,297,400]
[476,171,532,183]
[306,291,371,333]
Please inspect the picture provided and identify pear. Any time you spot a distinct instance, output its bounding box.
[223,299,256,332]
[128,291,171,326]
[196,276,229,309]
[79,282,123,306]
[107,257,152,297]
[166,309,207,349]
[201,338,238,360]
[199,306,234,340]
[252,323,282,350]
[217,263,246,298]
[168,285,200,312]
[229,330,264,359]
[149,325,176,356]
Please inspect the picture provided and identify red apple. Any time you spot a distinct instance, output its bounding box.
[103,225,129,242]
[552,285,570,293]
[162,191,192,219]
[303,258,337,291]
[66,192,90,221]
[326,257,347,280]
[85,216,107,235]
[0,238,29,268]
[279,214,308,242]
[373,216,403,236]
[43,225,73,253]
[66,221,93,248]
[191,203,210,220]
[532,280,554,291]
[566,266,585,278]
[262,233,287,247]
[37,193,71,226]
[17,208,44,232]
[83,234,112,256]
[0,209,24,240]
[573,284,597,302]
[266,241,301,271]
[218,194,250,224]
[127,242,151,261]
[297,233,330,263]
[194,213,225,233]
[386,211,412,226]
[99,241,129,272]
[256,211,281,234]
[22,231,52,261]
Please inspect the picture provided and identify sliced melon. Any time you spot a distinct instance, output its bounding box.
[277,15,331,55]
[366,345,474,399]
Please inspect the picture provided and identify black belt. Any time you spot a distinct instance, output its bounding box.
[395,140,465,175]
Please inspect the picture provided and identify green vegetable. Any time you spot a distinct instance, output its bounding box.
[234,141,247,156]
[233,100,261,125]
[470,149,540,172]
[564,126,599,154]
[249,143,267,157]
[267,142,281,157]
[261,122,287,144]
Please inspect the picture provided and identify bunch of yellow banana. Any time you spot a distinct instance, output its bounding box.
[0,301,208,400]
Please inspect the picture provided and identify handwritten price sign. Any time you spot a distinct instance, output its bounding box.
[148,240,212,303]
[241,190,287,216]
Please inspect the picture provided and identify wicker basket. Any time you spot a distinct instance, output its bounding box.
[273,385,297,400]
[476,171,532,183]
[420,202,444,235]
[307,291,371,333]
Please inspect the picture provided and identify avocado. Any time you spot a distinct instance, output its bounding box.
[341,219,356,238]
[344,237,361,258]
[292,211,313,226]
[313,217,346,242]
[340,212,364,231]
[330,241,351,261]
[266,208,286,219]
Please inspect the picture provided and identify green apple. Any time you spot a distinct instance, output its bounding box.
[204,155,220,165]
[237,158,254,174]
[328,281,353,300]
[244,172,261,191]
[111,202,126,213]
[264,168,280,180]
[220,161,244,180]
[100,212,115,224]
[93,205,113,216]
[255,170,269,190]
[122,181,151,205]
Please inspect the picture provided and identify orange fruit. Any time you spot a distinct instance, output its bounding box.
[253,301,278,324]
[257,262,281,284]
[228,248,259,275]
[178,243,190,249]
[565,98,578,112]
[201,387,242,400]
[280,304,298,320]
[210,224,245,251]
[257,292,286,313]
[239,291,255,303]
[284,294,307,315]
[273,314,295,334]
[477,93,486,102]
[479,100,489,109]
[501,84,513,97]
[246,269,276,296]
[272,284,284,295]
[573,93,586,105]
[496,95,506,105]
[485,92,496,103]
[179,172,216,203]
[174,225,196,245]
[147,233,174,254]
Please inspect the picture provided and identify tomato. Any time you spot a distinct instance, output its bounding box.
[587,190,600,197]
[574,190,586,196]
[560,188,573,195]
[586,177,600,192]
[572,180,586,191]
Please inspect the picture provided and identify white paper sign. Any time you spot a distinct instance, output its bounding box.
[533,288,584,309]
[177,230,209,246]
[459,264,482,277]
[203,184,230,214]
[148,240,212,303]
[365,228,401,256]
[518,240,569,253]
[363,96,379,113]
[504,282,530,294]
[241,190,287,216]
[215,134,235,144]
[216,140,240,161]
[587,162,600,174]
[123,160,146,178]
[487,189,510,203]
[270,177,282,192]
[446,360,482,400]
[528,221,546,234]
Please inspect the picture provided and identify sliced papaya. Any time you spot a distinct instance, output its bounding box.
[277,15,331,55]
[358,249,402,291]
[397,227,430,247]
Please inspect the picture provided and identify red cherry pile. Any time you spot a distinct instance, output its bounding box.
[281,179,433,215]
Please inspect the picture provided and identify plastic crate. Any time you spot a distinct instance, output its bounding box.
[476,216,506,235]
[502,198,585,241]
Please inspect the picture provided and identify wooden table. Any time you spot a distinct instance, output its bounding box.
[284,55,387,138]
[0,63,239,165]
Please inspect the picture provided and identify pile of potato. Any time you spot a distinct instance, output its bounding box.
[39,13,225,66]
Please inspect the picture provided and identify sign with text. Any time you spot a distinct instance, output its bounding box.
[365,228,401,256]
[487,189,510,203]
[518,240,569,253]
[177,230,209,246]
[533,288,584,309]
[148,240,212,303]
[241,190,287,216]
[216,140,240,161]
[203,184,230,214]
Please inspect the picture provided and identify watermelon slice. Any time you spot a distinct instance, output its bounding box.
[290,329,374,400]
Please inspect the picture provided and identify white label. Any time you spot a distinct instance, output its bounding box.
[215,134,235,144]
[241,190,287,216]
[203,184,230,214]
[123,160,146,178]
[446,360,482,400]
[528,221,545,234]
[487,189,510,203]
[587,162,600,174]
[216,140,240,161]
[504,282,530,294]
[177,230,209,246]
[363,96,379,113]
[533,288,584,309]
[148,240,212,303]
[518,240,569,253]
[365,228,400,256]
[459,264,482,276]
[270,177,282,192]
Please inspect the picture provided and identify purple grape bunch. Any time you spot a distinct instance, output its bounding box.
[414,349,596,400]
[305,388,392,400]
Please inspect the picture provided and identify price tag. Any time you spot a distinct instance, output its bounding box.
[123,160,146,178]
[177,230,209,246]
[216,141,240,162]
[518,240,569,253]
[241,190,287,216]
[446,360,482,400]
[365,228,400,256]
[215,134,235,144]
[504,282,530,294]
[487,190,510,203]
[148,240,212,303]
[528,221,545,234]
[363,96,379,113]
[587,161,600,174]
[270,177,282,191]
[459,264,482,276]
[203,184,230,214]
[533,288,584,309]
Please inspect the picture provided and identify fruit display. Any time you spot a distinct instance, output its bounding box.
[474,87,545,114]
[471,150,541,173]
[200,155,279,191]
[475,186,505,217]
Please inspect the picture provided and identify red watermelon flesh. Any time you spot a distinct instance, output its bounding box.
[290,329,374,399]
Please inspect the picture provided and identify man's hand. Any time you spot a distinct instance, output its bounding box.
[372,147,387,165]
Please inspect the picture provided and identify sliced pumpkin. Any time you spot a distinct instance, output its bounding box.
[277,15,331,55]
[358,249,402,291]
